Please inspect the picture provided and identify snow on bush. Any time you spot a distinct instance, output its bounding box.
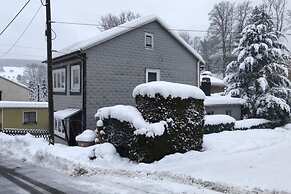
[204,115,235,134]
[234,118,273,130]
[205,115,236,125]
[95,105,167,137]
[132,81,205,100]
[76,130,97,142]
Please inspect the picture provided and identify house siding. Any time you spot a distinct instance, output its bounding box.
[53,59,83,111]
[0,108,48,129]
[85,21,199,129]
[0,78,29,101]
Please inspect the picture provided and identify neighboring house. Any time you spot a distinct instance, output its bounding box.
[51,15,205,145]
[200,71,225,94]
[204,95,245,120]
[0,76,29,101]
[0,101,48,130]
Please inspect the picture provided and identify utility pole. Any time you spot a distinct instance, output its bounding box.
[45,0,54,144]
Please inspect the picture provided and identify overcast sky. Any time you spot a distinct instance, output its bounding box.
[0,0,290,60]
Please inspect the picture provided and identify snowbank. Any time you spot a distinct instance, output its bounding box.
[204,95,245,106]
[2,128,291,192]
[132,81,205,100]
[234,118,271,129]
[95,105,167,137]
[205,115,236,125]
[76,130,97,142]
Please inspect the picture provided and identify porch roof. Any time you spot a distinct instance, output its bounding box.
[54,108,81,120]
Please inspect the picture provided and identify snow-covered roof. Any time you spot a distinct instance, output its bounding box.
[53,15,205,64]
[200,71,225,87]
[205,114,236,125]
[0,66,25,82]
[132,81,206,100]
[54,109,81,120]
[0,75,29,90]
[0,101,48,108]
[95,105,167,137]
[204,95,245,106]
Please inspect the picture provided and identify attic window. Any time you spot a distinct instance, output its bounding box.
[145,32,154,49]
[146,68,160,82]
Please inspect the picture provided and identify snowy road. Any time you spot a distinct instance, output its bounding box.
[0,155,220,194]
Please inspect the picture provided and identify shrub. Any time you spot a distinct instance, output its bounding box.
[234,119,282,131]
[204,115,236,134]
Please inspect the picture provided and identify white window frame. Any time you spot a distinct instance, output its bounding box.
[23,111,37,124]
[53,68,66,92]
[70,64,81,93]
[144,32,154,50]
[54,119,65,139]
[146,68,160,83]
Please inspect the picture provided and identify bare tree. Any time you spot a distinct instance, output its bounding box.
[208,1,235,77]
[263,0,288,31]
[99,11,140,31]
[179,32,194,46]
[236,1,253,33]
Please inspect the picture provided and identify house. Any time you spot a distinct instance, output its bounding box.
[51,15,205,145]
[0,101,48,131]
[204,95,245,120]
[0,76,30,101]
[200,71,225,94]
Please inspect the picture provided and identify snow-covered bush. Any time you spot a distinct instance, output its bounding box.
[96,81,205,163]
[132,81,205,162]
[234,118,280,130]
[204,115,236,134]
[224,6,291,123]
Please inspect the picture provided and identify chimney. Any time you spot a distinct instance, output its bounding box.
[200,77,211,96]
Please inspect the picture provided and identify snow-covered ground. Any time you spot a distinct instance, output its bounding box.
[1,126,291,193]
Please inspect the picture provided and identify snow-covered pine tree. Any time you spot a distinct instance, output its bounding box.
[28,80,37,101]
[40,79,48,102]
[225,6,291,122]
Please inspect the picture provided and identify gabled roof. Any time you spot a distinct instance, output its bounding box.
[53,15,205,64]
[0,75,29,90]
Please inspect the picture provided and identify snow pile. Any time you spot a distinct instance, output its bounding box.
[1,128,291,192]
[76,130,97,142]
[205,115,236,125]
[234,118,271,129]
[132,81,205,100]
[204,95,245,106]
[95,105,167,137]
[0,133,128,173]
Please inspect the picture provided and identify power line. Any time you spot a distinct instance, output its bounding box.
[51,20,291,36]
[1,5,42,58]
[0,0,31,37]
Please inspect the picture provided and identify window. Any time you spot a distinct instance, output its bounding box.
[145,32,154,49]
[0,91,2,101]
[70,64,81,93]
[226,110,232,116]
[53,68,66,92]
[23,112,37,124]
[146,68,160,82]
[54,119,65,139]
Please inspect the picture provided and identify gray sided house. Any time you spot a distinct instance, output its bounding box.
[51,16,204,145]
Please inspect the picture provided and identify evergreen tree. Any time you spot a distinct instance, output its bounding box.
[225,6,291,122]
